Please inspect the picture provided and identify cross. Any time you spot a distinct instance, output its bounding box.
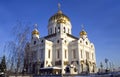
[34,24,38,29]
[58,3,61,11]
[81,24,84,30]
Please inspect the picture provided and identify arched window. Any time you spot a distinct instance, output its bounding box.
[86,41,88,45]
[57,40,59,43]
[81,64,83,72]
[41,40,43,43]
[74,67,77,72]
[93,65,95,72]
[48,65,50,67]
[81,50,83,58]
[64,27,66,33]
[91,45,93,48]
[80,40,82,43]
[92,53,94,60]
[68,29,70,34]
[65,50,67,58]
[58,27,60,33]
[40,49,44,59]
[50,28,52,34]
[48,50,50,58]
[55,27,56,33]
[57,49,60,59]
[34,41,36,45]
[65,40,67,43]
[86,52,89,59]
[73,49,76,58]
[66,67,70,73]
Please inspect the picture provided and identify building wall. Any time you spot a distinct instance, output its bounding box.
[24,12,96,74]
[24,31,96,74]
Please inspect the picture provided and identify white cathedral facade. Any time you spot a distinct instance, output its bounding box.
[24,5,96,75]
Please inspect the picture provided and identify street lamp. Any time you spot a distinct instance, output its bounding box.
[100,62,103,73]
[37,59,40,75]
[105,58,109,72]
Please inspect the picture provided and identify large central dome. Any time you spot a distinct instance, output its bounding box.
[49,10,70,22]
[47,3,72,35]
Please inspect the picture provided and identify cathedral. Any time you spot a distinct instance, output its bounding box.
[24,4,96,75]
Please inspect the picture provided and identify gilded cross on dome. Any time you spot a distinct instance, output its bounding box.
[34,24,38,29]
[57,3,62,14]
[80,24,87,36]
[58,3,61,11]
[81,24,85,30]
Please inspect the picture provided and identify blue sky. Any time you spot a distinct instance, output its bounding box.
[0,0,120,68]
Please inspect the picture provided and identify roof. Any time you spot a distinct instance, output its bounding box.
[44,33,57,39]
[40,67,61,70]
[67,33,79,40]
[43,33,79,40]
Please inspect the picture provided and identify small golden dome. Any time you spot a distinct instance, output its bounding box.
[80,30,87,36]
[49,10,70,22]
[32,29,39,35]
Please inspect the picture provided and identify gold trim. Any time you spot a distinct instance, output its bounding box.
[64,61,69,65]
[57,19,66,24]
[32,29,39,35]
[80,30,87,35]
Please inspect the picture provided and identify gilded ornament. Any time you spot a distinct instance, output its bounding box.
[32,29,39,35]
[57,19,66,24]
[80,30,87,35]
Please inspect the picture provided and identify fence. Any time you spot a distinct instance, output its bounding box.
[7,72,120,77]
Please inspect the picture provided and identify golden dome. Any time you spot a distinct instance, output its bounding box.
[57,18,66,24]
[80,30,87,36]
[49,10,70,22]
[32,29,39,35]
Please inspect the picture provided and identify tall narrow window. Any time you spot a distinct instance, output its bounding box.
[50,28,52,34]
[40,49,44,59]
[86,42,88,45]
[81,50,83,58]
[73,49,76,58]
[92,53,94,60]
[55,27,56,33]
[65,50,67,58]
[57,40,59,43]
[81,64,83,72]
[64,27,66,33]
[58,27,60,33]
[57,50,60,59]
[68,29,69,34]
[34,41,36,45]
[86,52,89,59]
[48,50,50,58]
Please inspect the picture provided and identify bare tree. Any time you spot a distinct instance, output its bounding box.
[5,21,30,74]
[4,41,16,73]
[105,58,109,72]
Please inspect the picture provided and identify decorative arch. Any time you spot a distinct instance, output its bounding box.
[64,27,66,33]
[81,64,84,72]
[55,27,56,33]
[65,66,70,73]
[58,26,60,33]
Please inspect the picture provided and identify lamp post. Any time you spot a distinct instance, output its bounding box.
[100,62,103,73]
[37,59,40,75]
[105,58,109,72]
[109,62,111,72]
